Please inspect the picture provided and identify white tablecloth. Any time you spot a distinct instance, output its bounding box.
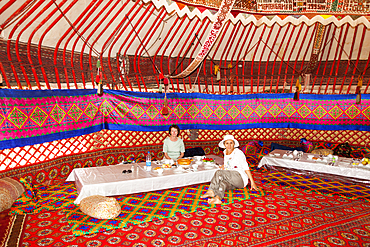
[66,155,223,204]
[258,149,370,180]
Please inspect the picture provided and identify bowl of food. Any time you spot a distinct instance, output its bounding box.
[162,163,172,169]
[177,158,192,166]
[202,157,214,164]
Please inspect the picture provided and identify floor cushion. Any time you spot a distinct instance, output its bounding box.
[79,195,121,219]
[0,177,25,212]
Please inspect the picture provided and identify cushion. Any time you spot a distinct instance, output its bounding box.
[314,142,339,151]
[0,177,25,212]
[240,141,264,156]
[270,142,304,152]
[311,149,334,155]
[333,142,352,158]
[183,147,205,157]
[300,138,315,153]
[80,195,121,219]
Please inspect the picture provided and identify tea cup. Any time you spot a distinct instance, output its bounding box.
[156,168,164,174]
[194,156,204,161]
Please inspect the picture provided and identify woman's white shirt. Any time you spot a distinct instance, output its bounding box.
[223,148,250,187]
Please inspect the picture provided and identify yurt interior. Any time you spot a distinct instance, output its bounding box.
[1,0,370,246]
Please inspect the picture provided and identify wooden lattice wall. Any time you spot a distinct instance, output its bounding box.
[1,128,369,173]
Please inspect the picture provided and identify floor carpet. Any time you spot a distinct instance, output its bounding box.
[2,171,370,246]
[64,184,266,236]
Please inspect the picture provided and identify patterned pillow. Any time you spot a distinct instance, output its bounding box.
[333,143,352,158]
[19,178,38,202]
[80,195,121,219]
[300,138,315,153]
[348,146,370,158]
[240,141,263,156]
[314,142,339,151]
[0,177,25,212]
[311,149,334,155]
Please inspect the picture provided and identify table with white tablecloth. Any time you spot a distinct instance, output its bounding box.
[66,155,223,204]
[258,149,370,181]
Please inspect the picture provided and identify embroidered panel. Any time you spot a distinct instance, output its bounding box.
[0,89,369,150]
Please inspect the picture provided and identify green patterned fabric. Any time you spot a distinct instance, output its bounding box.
[263,171,370,202]
[64,184,267,236]
[10,181,76,215]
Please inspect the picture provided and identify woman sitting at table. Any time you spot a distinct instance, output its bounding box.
[163,124,185,160]
[201,135,259,205]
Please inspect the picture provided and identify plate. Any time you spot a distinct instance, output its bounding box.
[195,161,202,165]
[282,155,293,160]
[179,164,191,168]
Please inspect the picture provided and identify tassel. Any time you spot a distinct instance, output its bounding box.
[214,65,219,75]
[163,77,169,86]
[158,73,164,93]
[356,92,361,104]
[163,77,169,93]
[294,91,299,101]
[97,83,103,96]
[162,92,169,115]
[356,76,363,105]
[294,76,302,101]
[217,70,221,81]
[96,72,101,85]
[96,61,103,95]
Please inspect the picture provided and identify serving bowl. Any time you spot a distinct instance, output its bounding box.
[177,158,192,166]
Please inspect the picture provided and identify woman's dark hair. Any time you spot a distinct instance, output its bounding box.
[169,124,180,136]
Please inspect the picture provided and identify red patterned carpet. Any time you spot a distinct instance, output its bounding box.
[2,172,370,246]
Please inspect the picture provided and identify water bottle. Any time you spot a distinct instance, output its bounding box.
[146,151,152,171]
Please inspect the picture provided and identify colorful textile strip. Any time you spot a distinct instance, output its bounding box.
[0,89,370,150]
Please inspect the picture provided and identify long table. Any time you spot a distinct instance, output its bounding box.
[66,155,223,204]
[258,149,370,181]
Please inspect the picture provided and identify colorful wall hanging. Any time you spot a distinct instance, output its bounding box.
[0,89,370,150]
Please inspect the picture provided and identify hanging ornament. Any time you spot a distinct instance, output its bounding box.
[158,73,164,93]
[214,65,220,75]
[294,75,302,101]
[162,91,169,115]
[356,75,363,104]
[161,76,170,115]
[163,77,169,92]
[96,60,103,96]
